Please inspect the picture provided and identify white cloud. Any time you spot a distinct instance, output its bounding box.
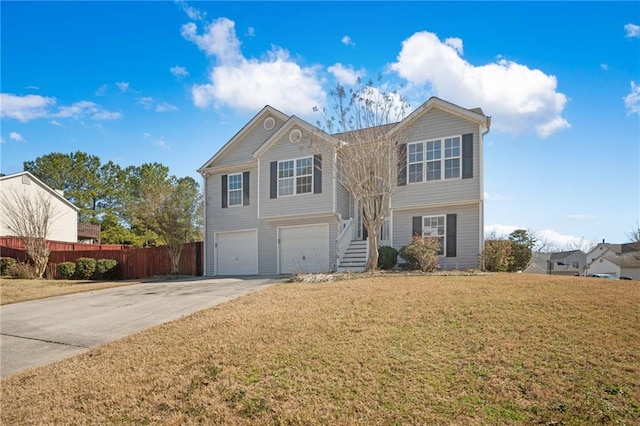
[484,191,511,201]
[154,136,168,148]
[444,37,463,54]
[183,18,325,115]
[156,102,178,112]
[0,93,55,122]
[115,82,130,93]
[54,100,121,120]
[49,120,62,126]
[9,132,24,142]
[170,65,189,78]
[625,23,640,38]
[600,64,608,71]
[137,96,154,109]
[95,84,108,96]
[26,85,40,90]
[177,0,204,21]
[181,18,242,63]
[390,31,569,138]
[247,27,255,37]
[328,63,364,85]
[342,35,355,46]
[624,81,640,115]
[143,132,152,138]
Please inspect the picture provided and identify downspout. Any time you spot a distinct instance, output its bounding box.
[200,171,208,276]
[480,117,491,266]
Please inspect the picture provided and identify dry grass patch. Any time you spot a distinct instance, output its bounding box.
[0,278,138,305]
[1,274,639,425]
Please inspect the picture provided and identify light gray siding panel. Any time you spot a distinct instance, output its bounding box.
[393,108,481,208]
[213,115,286,168]
[257,215,340,275]
[204,167,258,275]
[336,182,351,219]
[392,203,481,270]
[259,131,335,218]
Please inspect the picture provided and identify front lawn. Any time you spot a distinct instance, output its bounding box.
[0,278,137,305]
[1,274,638,424]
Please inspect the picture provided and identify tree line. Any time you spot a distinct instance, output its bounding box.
[23,151,203,249]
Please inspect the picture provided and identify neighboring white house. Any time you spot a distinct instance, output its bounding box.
[198,97,491,275]
[585,242,640,280]
[0,171,79,243]
[524,250,586,276]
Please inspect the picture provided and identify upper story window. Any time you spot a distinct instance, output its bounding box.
[408,136,461,183]
[228,173,243,207]
[278,156,313,197]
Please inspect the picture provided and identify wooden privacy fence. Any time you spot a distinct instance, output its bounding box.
[2,242,203,280]
[0,236,125,251]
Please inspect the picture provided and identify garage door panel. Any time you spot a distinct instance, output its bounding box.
[216,230,257,275]
[280,225,329,274]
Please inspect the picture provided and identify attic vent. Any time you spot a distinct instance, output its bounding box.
[264,117,275,130]
[21,175,31,185]
[289,129,302,143]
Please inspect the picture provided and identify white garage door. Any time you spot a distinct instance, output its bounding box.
[216,230,257,275]
[279,224,330,274]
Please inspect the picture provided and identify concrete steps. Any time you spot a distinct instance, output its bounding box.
[337,240,367,272]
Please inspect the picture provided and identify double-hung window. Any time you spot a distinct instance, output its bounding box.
[423,215,445,255]
[278,156,313,197]
[407,136,461,183]
[227,173,243,207]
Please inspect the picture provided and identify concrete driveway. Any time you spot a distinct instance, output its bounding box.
[0,277,280,378]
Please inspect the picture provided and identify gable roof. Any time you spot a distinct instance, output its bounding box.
[0,171,79,211]
[252,115,337,158]
[197,105,289,173]
[385,97,491,139]
[603,253,640,268]
[550,249,584,260]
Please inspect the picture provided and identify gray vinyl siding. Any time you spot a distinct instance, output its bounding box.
[257,215,340,275]
[392,203,481,270]
[336,182,351,220]
[259,130,334,219]
[212,115,286,168]
[393,108,481,209]
[204,167,258,275]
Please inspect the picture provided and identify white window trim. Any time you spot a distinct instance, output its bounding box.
[422,214,446,256]
[407,135,462,184]
[277,156,314,198]
[227,172,243,207]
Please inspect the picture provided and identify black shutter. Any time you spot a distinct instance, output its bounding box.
[313,154,322,194]
[398,143,407,186]
[242,171,250,206]
[221,175,228,208]
[270,161,277,199]
[412,216,422,236]
[446,214,457,257]
[462,133,473,179]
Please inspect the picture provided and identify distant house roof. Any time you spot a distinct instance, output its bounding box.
[603,253,640,268]
[549,250,584,261]
[0,171,79,211]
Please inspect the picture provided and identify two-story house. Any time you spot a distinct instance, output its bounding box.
[198,97,491,275]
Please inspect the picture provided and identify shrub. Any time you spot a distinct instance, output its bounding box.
[75,257,97,280]
[481,240,514,272]
[57,262,76,280]
[399,236,440,272]
[378,246,398,270]
[7,261,37,279]
[1,257,18,275]
[93,259,119,280]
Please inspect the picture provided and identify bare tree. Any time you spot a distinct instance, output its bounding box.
[315,79,409,271]
[0,188,59,278]
[566,237,597,253]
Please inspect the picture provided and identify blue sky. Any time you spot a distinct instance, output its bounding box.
[1,1,639,249]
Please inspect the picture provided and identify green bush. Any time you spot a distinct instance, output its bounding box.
[1,257,18,275]
[93,259,119,280]
[75,257,97,280]
[8,261,37,279]
[378,246,398,270]
[481,240,514,272]
[57,262,76,280]
[399,236,440,272]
